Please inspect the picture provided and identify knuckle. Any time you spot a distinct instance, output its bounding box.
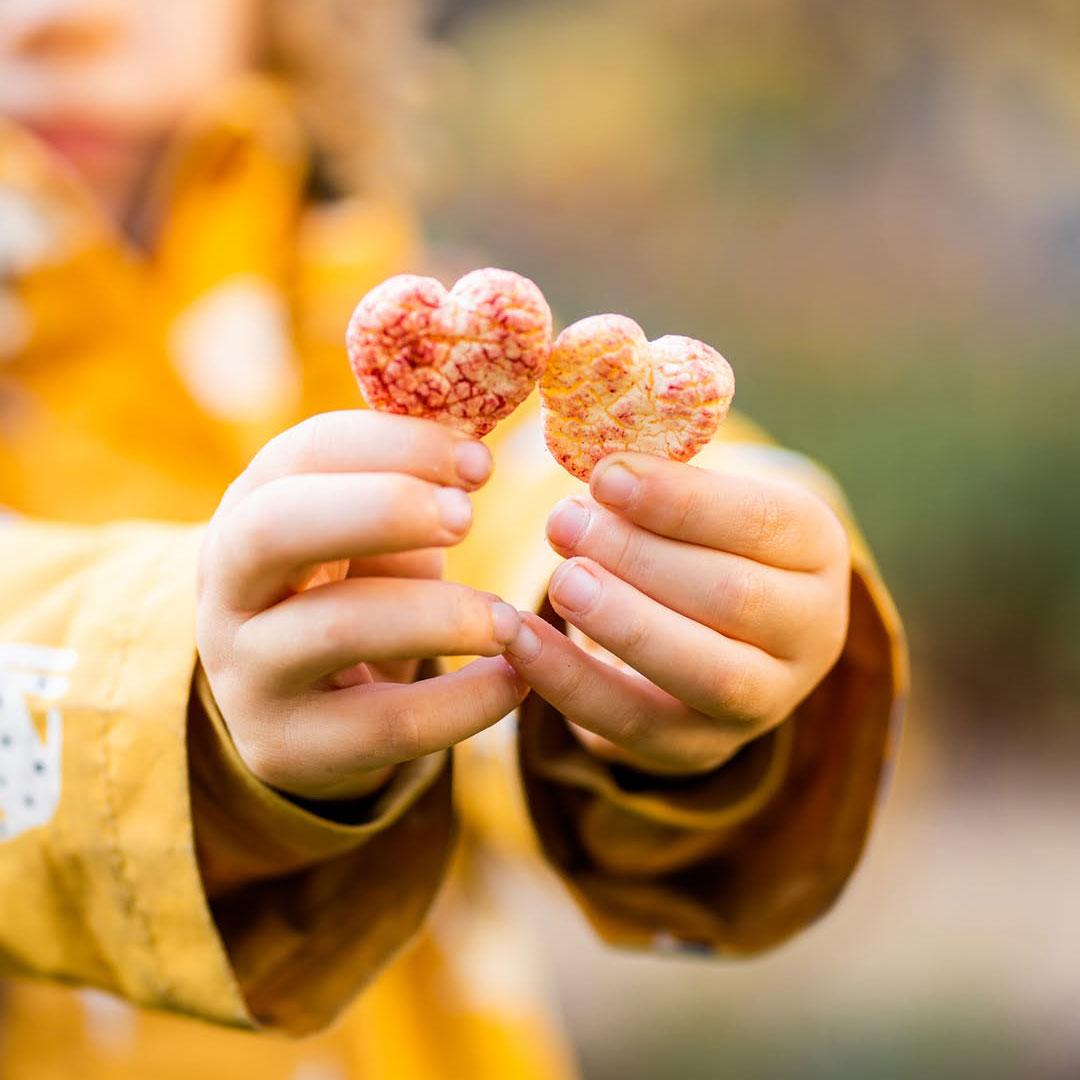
[702,663,737,717]
[385,475,431,533]
[738,677,774,725]
[669,488,700,537]
[291,410,364,473]
[473,671,516,722]
[711,565,767,627]
[195,529,217,598]
[820,587,850,669]
[802,490,849,569]
[255,417,312,477]
[215,474,248,519]
[297,411,332,470]
[823,619,848,671]
[786,592,820,651]
[450,586,476,629]
[610,522,649,582]
[235,727,293,790]
[445,587,487,646]
[306,409,375,468]
[620,611,652,657]
[317,600,361,658]
[471,593,499,645]
[339,689,421,766]
[233,485,282,561]
[556,656,595,717]
[705,660,761,722]
[194,604,215,657]
[824,511,851,567]
[374,699,423,762]
[397,476,464,547]
[352,475,409,539]
[609,704,648,749]
[770,574,823,651]
[227,618,258,672]
[743,487,788,548]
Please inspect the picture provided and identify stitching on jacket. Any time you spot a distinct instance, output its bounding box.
[97,535,173,1007]
[99,706,170,1005]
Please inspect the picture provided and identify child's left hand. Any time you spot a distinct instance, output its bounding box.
[504,452,851,776]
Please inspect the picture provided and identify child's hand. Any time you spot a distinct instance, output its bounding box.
[196,412,526,802]
[505,453,850,776]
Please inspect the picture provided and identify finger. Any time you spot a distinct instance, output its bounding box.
[221,411,494,512]
[545,556,790,721]
[217,473,474,611]
[547,497,826,658]
[346,548,444,580]
[281,658,528,796]
[285,546,447,596]
[589,452,847,571]
[237,578,521,688]
[563,719,726,779]
[505,614,745,772]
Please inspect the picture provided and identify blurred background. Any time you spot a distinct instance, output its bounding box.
[422,1,1080,1077]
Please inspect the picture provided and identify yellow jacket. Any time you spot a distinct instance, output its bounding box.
[0,81,906,1079]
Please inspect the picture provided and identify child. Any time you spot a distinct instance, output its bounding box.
[0,1,906,1077]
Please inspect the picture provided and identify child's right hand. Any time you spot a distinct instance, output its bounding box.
[195,412,526,803]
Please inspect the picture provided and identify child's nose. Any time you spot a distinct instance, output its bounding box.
[2,0,124,60]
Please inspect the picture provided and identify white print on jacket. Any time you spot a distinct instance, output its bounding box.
[0,642,76,842]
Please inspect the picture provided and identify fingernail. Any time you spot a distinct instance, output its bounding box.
[593,462,637,508]
[505,620,542,662]
[455,440,493,485]
[490,601,521,645]
[436,486,472,533]
[552,561,600,613]
[547,499,589,549]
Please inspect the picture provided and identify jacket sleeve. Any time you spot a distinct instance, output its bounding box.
[0,519,454,1036]
[517,439,907,954]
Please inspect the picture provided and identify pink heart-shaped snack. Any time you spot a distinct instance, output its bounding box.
[540,314,735,481]
[346,268,553,438]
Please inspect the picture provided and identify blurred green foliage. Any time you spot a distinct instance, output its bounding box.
[427,0,1080,738]
[572,1001,1025,1080]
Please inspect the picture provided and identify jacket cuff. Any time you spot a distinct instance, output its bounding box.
[189,662,446,895]
[188,657,455,1036]
[519,538,906,957]
[203,763,455,1035]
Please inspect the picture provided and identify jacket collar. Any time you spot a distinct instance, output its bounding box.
[0,77,308,366]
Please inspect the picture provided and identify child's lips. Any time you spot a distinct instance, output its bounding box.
[25,120,122,162]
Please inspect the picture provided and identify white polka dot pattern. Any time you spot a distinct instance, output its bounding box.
[0,642,76,843]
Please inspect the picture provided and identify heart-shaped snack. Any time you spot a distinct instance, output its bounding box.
[346,268,552,438]
[540,314,735,481]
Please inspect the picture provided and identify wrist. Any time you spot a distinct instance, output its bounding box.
[278,764,399,824]
[565,717,734,779]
